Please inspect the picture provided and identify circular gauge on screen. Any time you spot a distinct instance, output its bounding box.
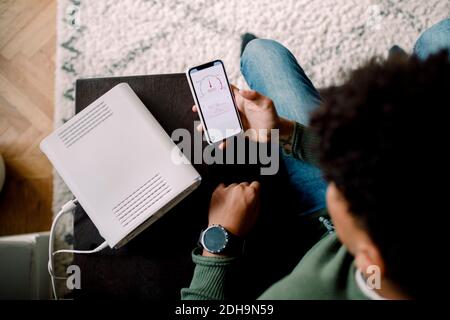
[199,75,223,96]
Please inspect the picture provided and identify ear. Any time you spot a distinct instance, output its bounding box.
[354,241,385,277]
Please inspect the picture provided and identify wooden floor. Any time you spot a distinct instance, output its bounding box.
[0,0,56,236]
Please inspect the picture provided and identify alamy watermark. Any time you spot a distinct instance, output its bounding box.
[66,264,81,290]
[170,122,280,176]
[365,265,381,290]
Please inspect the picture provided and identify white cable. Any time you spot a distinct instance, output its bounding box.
[52,241,108,256]
[48,199,108,300]
[48,200,77,298]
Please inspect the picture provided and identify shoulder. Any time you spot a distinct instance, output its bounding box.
[258,233,367,300]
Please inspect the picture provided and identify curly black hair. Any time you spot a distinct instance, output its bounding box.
[310,50,450,298]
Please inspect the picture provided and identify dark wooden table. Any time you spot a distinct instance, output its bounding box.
[73,74,318,300]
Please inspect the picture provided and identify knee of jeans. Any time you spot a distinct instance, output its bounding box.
[414,18,450,59]
[241,39,288,72]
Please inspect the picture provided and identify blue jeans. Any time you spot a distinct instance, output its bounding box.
[240,18,450,215]
[414,18,450,60]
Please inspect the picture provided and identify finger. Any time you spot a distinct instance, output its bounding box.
[240,182,250,186]
[196,123,203,132]
[215,183,226,190]
[250,181,261,190]
[239,89,259,101]
[230,84,240,91]
[231,85,241,101]
[227,183,238,189]
[192,105,198,112]
[231,86,245,112]
[218,140,227,150]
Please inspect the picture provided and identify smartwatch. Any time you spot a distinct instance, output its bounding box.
[199,224,244,255]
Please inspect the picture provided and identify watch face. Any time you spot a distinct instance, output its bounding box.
[203,226,228,253]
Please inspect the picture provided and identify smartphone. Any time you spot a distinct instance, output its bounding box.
[186,60,243,144]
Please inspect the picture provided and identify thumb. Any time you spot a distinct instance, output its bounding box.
[239,89,259,101]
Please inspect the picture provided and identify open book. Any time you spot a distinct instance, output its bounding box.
[41,83,201,248]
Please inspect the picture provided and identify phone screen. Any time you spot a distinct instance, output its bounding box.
[188,61,242,143]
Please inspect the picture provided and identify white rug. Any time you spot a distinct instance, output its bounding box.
[52,0,449,287]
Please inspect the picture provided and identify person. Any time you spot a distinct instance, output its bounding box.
[181,18,450,299]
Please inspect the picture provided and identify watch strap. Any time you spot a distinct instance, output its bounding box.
[224,231,245,255]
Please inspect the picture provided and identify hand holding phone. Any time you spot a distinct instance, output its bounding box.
[191,85,295,150]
